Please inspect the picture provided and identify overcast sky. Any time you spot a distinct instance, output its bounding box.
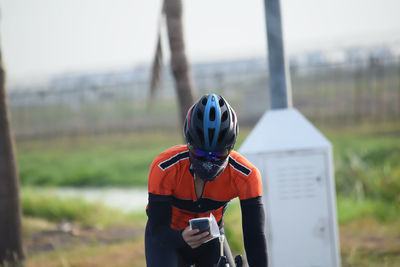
[1,0,400,83]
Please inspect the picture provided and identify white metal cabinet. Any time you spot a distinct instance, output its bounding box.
[240,108,341,267]
[263,151,336,267]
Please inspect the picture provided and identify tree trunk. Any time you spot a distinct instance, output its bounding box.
[164,0,195,125]
[0,44,24,264]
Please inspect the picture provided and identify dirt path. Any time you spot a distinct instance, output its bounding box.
[24,217,400,266]
[25,221,144,255]
[339,218,400,266]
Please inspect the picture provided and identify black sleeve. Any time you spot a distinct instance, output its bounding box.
[240,196,268,267]
[147,193,187,248]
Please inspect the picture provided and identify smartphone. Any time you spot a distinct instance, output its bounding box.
[190,217,211,234]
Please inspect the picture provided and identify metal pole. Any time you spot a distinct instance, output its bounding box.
[264,0,292,109]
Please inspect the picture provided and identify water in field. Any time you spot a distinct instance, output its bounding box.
[31,187,148,213]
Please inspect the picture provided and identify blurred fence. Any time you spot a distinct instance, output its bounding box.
[8,56,400,139]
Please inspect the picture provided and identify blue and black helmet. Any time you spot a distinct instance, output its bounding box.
[184,94,238,153]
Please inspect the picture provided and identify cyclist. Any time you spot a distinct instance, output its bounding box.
[145,94,268,266]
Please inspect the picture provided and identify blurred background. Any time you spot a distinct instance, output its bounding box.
[1,0,400,266]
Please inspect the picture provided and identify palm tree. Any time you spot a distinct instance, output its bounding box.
[149,0,196,126]
[0,39,24,264]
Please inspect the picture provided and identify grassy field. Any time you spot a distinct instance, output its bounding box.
[21,194,400,267]
[21,193,147,267]
[16,123,255,188]
[21,189,144,227]
[17,131,182,187]
[16,122,400,193]
[324,122,400,203]
[16,121,400,266]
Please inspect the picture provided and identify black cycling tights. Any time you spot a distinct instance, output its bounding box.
[145,222,225,267]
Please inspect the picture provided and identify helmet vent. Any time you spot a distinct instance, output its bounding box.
[201,97,208,105]
[218,128,227,143]
[221,111,228,122]
[197,110,203,120]
[219,98,224,107]
[208,128,215,145]
[196,127,204,145]
[209,107,216,121]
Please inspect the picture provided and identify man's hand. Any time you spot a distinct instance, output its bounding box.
[182,226,213,248]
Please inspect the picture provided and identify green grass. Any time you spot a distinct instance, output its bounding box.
[16,122,400,195]
[16,127,251,188]
[337,196,400,224]
[17,131,182,187]
[323,122,400,203]
[222,199,244,254]
[21,189,146,227]
[16,122,400,217]
[16,122,400,225]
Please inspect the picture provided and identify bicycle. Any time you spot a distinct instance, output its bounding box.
[188,234,243,267]
[216,235,243,267]
[216,255,243,267]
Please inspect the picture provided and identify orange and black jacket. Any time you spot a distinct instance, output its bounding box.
[146,145,268,266]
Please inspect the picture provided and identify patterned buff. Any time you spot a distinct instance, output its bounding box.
[189,153,229,182]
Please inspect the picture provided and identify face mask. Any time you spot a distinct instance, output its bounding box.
[189,153,229,182]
